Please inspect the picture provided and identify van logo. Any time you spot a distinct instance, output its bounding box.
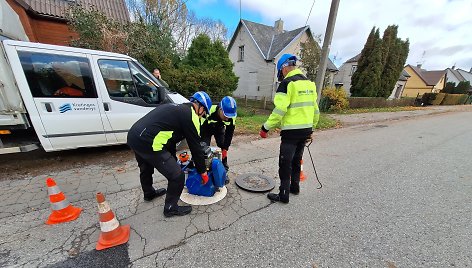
[59,103,72,113]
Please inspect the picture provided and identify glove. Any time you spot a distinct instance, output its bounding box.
[201,173,209,185]
[222,149,228,159]
[260,125,269,138]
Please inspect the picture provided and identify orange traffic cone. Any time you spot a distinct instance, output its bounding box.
[300,160,306,182]
[96,192,130,250]
[45,177,82,225]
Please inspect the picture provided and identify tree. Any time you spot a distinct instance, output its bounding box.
[442,82,456,94]
[351,25,409,98]
[351,28,383,97]
[167,34,238,97]
[350,27,376,97]
[300,39,321,81]
[454,81,470,94]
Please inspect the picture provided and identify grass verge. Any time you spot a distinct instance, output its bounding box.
[236,107,338,134]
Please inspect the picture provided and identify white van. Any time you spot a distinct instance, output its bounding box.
[0,40,188,154]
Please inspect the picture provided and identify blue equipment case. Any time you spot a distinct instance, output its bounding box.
[184,158,227,197]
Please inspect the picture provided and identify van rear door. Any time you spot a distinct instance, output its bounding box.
[4,43,109,151]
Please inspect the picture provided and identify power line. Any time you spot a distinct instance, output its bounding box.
[305,0,316,26]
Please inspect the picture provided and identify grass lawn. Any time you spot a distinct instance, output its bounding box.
[236,107,337,134]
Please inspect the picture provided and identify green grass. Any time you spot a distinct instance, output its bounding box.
[236,107,338,134]
[331,106,423,114]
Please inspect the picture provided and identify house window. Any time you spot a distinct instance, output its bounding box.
[238,46,245,62]
[350,65,357,75]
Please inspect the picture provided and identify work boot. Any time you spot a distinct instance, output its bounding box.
[290,185,300,195]
[143,188,166,201]
[163,204,192,217]
[267,193,289,204]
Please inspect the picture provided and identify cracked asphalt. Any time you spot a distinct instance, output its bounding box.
[0,105,471,268]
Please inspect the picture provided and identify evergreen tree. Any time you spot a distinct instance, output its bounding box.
[351,27,376,96]
[454,81,470,94]
[351,28,383,97]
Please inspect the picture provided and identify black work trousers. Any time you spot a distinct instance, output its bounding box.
[278,138,306,197]
[133,150,184,207]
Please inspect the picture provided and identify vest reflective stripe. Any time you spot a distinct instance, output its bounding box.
[281,124,314,130]
[272,108,286,116]
[51,199,70,211]
[288,102,315,108]
[152,131,174,151]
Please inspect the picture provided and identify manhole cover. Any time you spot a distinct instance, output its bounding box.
[235,173,275,192]
[180,186,227,206]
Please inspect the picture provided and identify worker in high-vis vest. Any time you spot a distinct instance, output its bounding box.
[127,91,212,217]
[201,96,237,177]
[260,54,320,204]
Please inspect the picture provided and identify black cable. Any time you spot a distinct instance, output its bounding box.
[305,140,322,189]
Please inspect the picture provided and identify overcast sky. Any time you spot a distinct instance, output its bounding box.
[187,0,472,71]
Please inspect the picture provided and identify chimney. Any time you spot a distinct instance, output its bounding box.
[274,19,284,34]
[416,63,422,69]
[451,65,455,70]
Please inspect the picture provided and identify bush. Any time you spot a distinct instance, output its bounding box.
[320,86,349,112]
[421,93,437,105]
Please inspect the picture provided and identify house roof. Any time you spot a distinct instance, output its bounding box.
[398,69,411,81]
[13,0,129,23]
[446,68,466,81]
[345,53,361,63]
[229,19,338,71]
[408,65,445,86]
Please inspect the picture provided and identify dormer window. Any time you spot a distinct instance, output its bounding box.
[238,46,245,62]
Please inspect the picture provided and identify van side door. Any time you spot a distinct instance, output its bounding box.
[5,46,108,151]
[90,56,168,143]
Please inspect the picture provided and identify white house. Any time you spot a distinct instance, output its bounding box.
[227,19,338,100]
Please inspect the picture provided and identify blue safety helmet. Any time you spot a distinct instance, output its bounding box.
[190,91,212,114]
[220,96,237,118]
[277,54,298,80]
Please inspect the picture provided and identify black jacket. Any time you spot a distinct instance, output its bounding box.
[127,103,206,173]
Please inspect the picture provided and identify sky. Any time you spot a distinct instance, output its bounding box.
[185,0,472,71]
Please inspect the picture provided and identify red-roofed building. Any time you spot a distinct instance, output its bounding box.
[5,0,129,45]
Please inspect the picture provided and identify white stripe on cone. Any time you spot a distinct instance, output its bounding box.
[99,218,120,232]
[97,202,111,214]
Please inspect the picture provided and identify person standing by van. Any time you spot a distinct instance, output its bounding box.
[201,96,237,175]
[127,91,212,217]
[152,68,169,88]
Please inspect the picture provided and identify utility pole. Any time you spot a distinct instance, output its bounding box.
[315,0,340,104]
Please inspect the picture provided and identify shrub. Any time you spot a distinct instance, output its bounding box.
[320,86,349,112]
[421,93,437,105]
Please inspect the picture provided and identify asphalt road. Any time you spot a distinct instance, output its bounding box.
[143,110,472,268]
[0,108,471,268]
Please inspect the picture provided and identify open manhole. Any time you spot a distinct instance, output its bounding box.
[235,173,275,192]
